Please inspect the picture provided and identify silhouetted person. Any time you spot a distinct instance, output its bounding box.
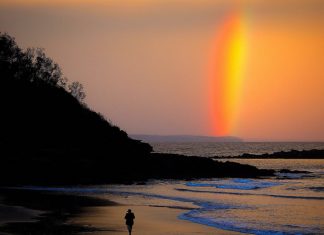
[124,209,135,235]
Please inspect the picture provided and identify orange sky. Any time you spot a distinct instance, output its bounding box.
[1,0,324,141]
[239,22,324,141]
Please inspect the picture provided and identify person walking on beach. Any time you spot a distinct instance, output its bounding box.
[124,209,135,235]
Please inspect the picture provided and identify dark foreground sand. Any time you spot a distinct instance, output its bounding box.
[0,188,241,235]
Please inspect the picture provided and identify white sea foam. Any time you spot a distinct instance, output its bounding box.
[186,178,282,190]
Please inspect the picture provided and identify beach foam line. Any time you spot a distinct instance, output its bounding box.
[176,188,324,200]
[186,178,282,190]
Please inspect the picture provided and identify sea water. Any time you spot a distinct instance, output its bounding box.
[23,142,324,235]
[151,142,324,157]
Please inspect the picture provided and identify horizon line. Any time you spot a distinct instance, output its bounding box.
[129,134,324,142]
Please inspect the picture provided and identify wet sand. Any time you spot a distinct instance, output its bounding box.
[72,204,241,235]
[0,188,241,235]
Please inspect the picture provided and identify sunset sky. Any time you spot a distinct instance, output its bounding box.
[1,0,324,141]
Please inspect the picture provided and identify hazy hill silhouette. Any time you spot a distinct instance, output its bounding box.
[0,33,274,185]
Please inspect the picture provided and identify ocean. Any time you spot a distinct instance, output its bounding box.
[151,141,324,157]
[17,142,324,235]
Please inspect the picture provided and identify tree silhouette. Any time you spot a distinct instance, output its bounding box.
[0,32,85,100]
[27,48,62,86]
[68,81,86,102]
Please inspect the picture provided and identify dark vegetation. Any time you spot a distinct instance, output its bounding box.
[0,33,274,186]
[211,149,324,159]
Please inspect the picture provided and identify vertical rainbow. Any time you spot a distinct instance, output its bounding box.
[208,10,248,136]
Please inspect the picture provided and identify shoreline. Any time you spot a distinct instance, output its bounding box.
[0,188,241,235]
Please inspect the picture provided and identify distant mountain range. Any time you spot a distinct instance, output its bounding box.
[130,135,243,143]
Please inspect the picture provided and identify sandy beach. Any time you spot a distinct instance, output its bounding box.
[72,204,241,235]
[0,188,241,235]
